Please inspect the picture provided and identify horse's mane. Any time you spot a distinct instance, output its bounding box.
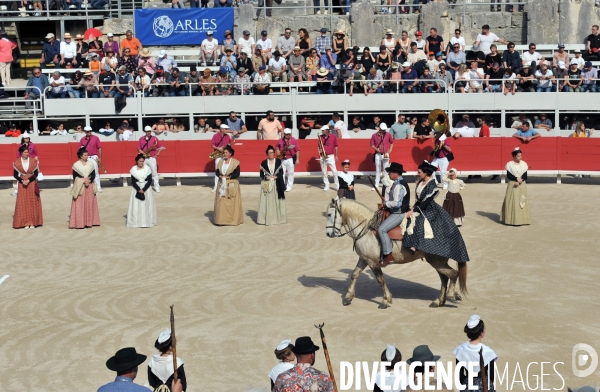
[339,199,375,222]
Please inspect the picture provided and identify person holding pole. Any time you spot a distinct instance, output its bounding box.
[273,336,334,392]
[148,328,187,391]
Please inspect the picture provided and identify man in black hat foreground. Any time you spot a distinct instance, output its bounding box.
[97,347,183,392]
[273,337,334,392]
[377,162,410,267]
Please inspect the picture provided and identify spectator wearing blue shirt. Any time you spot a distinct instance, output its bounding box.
[580,61,598,92]
[513,122,540,143]
[24,67,49,111]
[400,61,419,93]
[534,113,553,132]
[156,50,178,73]
[97,347,149,392]
[315,28,332,55]
[320,46,337,76]
[40,33,61,69]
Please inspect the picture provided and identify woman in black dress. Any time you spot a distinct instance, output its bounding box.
[403,161,469,263]
[297,28,311,58]
[375,45,391,73]
[361,47,376,74]
[337,159,355,199]
[484,44,501,70]
[332,30,348,64]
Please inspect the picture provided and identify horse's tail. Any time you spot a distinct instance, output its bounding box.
[458,262,468,295]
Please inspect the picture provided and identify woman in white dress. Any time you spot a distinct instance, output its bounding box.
[257,145,287,226]
[127,154,157,228]
[268,339,295,391]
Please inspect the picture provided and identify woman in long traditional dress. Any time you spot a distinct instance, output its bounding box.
[374,344,406,392]
[13,144,43,229]
[69,148,101,229]
[403,161,469,262]
[337,159,355,199]
[12,135,39,196]
[268,340,295,391]
[453,315,498,392]
[258,145,287,226]
[127,154,157,228]
[442,168,466,226]
[148,328,187,392]
[214,145,243,226]
[501,148,530,226]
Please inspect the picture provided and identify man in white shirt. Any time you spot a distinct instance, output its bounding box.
[452,117,475,138]
[511,114,533,130]
[256,30,273,60]
[268,51,287,82]
[521,43,546,73]
[331,112,349,138]
[467,60,484,93]
[48,71,66,98]
[201,31,219,66]
[474,24,508,55]
[573,49,585,70]
[449,29,466,53]
[238,30,255,57]
[59,32,78,67]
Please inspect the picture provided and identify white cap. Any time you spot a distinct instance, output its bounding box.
[448,167,457,173]
[379,123,388,131]
[144,125,152,131]
[157,328,171,344]
[514,147,521,151]
[207,30,214,35]
[276,339,292,351]
[558,60,566,69]
[385,344,396,362]
[402,61,411,68]
[45,33,55,39]
[107,33,114,37]
[83,126,92,131]
[159,49,166,56]
[220,124,230,129]
[570,58,578,65]
[467,314,481,328]
[320,125,330,131]
[283,128,292,134]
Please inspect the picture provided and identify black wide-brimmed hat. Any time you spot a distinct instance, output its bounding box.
[291,336,320,355]
[418,160,437,174]
[406,345,441,364]
[385,162,404,174]
[106,347,147,372]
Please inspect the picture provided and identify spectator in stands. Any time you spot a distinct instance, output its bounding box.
[59,33,78,68]
[426,51,439,74]
[447,42,466,78]
[399,30,411,53]
[116,120,134,141]
[251,45,267,80]
[425,28,444,56]
[150,66,167,97]
[254,65,271,95]
[517,63,535,92]
[305,48,320,79]
[414,32,425,50]
[221,30,237,56]
[382,29,397,53]
[214,0,232,7]
[232,68,250,95]
[104,33,119,55]
[387,62,402,93]
[5,123,21,137]
[50,122,68,136]
[535,63,554,92]
[332,30,348,64]
[554,61,569,91]
[90,0,108,11]
[63,0,81,13]
[467,60,484,93]
[314,0,329,14]
[238,30,255,58]
[184,66,200,96]
[113,65,133,114]
[119,47,138,75]
[99,67,115,97]
[414,116,433,139]
[66,70,82,98]
[201,31,219,66]
[138,48,156,76]
[154,50,175,74]
[214,67,232,96]
[257,30,273,60]
[534,113,552,131]
[80,70,99,98]
[315,28,332,55]
[502,67,517,95]
[407,42,426,68]
[375,45,391,72]
[366,67,384,94]
[391,45,406,68]
[40,123,54,135]
[484,62,504,92]
[48,71,66,99]
[135,67,151,97]
[580,61,597,92]
[195,118,210,133]
[454,63,470,93]
[572,121,594,137]
[454,114,476,128]
[584,25,600,61]
[288,46,306,83]
[390,114,411,139]
[551,43,569,75]
[466,46,486,69]
[332,63,351,93]
[315,67,334,94]
[361,47,376,74]
[268,51,287,82]
[40,33,60,69]
[367,116,381,130]
[348,65,367,96]
[572,49,585,70]
[198,68,214,96]
[167,67,187,96]
[88,35,103,58]
[502,42,521,73]
[449,28,465,54]
[75,34,89,68]
[120,30,142,57]
[102,48,118,72]
[564,61,582,92]
[351,116,366,132]
[277,28,296,61]
[511,114,532,129]
[435,63,453,92]
[400,61,418,93]
[521,43,545,73]
[219,47,237,78]
[89,54,101,75]
[96,121,115,136]
[453,116,475,137]
[478,116,490,137]
[296,29,311,58]
[320,46,337,77]
[513,122,540,142]
[419,67,436,93]
[474,25,508,55]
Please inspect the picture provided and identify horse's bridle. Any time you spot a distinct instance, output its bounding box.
[326,201,367,243]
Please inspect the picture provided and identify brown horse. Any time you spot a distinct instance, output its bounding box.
[326,197,467,309]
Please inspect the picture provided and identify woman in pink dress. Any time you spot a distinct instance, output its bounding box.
[12,135,39,196]
[69,147,101,229]
[13,144,43,229]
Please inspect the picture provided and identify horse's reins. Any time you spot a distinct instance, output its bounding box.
[327,203,368,250]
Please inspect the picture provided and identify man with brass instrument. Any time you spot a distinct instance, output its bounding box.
[137,126,164,193]
[276,128,300,192]
[210,124,232,193]
[370,122,394,191]
[428,110,452,189]
[318,125,339,192]
[80,126,103,192]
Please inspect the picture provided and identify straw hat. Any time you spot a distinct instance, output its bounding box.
[317,67,329,77]
[64,32,72,39]
[385,29,394,35]
[75,34,83,40]
[335,29,345,36]
[84,70,94,76]
[140,48,152,57]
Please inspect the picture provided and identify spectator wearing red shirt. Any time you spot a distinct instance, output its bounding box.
[5,123,21,138]
[0,30,15,86]
[478,116,490,137]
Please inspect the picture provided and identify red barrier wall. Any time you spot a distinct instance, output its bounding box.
[3,138,600,177]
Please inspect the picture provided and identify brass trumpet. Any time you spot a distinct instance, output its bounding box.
[209,149,224,160]
[428,109,450,134]
[317,134,328,160]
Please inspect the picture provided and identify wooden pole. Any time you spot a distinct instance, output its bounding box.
[170,305,178,382]
[315,323,338,392]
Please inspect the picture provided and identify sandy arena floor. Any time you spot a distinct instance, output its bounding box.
[0,176,599,391]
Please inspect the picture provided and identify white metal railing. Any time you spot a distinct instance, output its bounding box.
[0,86,43,113]
[452,77,598,93]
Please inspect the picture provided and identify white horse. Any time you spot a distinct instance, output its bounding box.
[325,197,467,309]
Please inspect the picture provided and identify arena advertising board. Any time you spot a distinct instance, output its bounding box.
[134,8,234,45]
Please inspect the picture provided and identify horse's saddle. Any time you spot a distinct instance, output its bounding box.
[373,208,404,241]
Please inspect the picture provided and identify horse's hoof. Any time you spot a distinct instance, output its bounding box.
[429,301,440,308]
[343,297,353,306]
[379,302,390,309]
[454,294,462,301]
